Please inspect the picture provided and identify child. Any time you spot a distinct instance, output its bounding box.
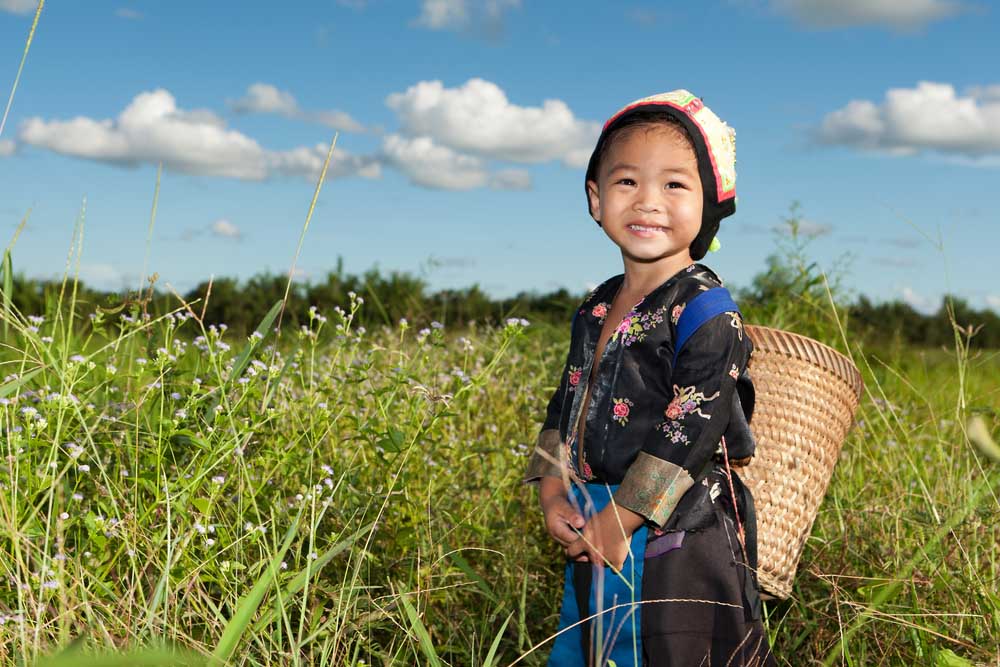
[524,90,775,667]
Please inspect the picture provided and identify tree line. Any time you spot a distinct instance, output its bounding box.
[4,255,997,350]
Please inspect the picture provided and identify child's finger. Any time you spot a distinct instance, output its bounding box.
[565,537,585,560]
[549,519,579,546]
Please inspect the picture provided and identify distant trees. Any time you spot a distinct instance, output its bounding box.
[2,259,995,350]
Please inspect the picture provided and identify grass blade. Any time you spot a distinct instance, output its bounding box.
[0,0,43,139]
[482,611,513,667]
[252,521,376,632]
[0,368,42,398]
[1,249,11,338]
[398,588,442,667]
[210,506,303,665]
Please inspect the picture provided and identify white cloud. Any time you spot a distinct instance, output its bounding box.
[0,139,15,157]
[267,142,382,181]
[386,78,598,166]
[18,89,379,182]
[772,0,965,29]
[901,286,938,314]
[489,168,532,190]
[210,218,241,239]
[966,84,1000,102]
[231,83,297,116]
[414,0,521,36]
[20,90,267,179]
[230,83,365,133]
[380,134,533,191]
[115,7,142,19]
[817,81,1000,159]
[381,134,488,190]
[986,294,1000,311]
[0,0,36,15]
[416,0,467,29]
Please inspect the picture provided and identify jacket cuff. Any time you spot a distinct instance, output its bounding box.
[522,429,566,484]
[614,452,695,527]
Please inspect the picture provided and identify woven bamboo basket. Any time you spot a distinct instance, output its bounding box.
[739,324,864,600]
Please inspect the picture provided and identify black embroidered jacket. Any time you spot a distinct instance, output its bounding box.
[524,263,757,529]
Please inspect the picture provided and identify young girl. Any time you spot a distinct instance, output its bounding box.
[524,90,775,666]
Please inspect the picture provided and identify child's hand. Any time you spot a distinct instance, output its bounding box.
[565,505,644,571]
[539,477,585,548]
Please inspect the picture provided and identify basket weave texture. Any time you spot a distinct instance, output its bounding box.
[740,324,863,600]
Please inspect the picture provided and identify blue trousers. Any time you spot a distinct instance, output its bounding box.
[547,483,648,667]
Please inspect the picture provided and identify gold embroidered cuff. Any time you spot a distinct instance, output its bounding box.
[523,429,566,484]
[614,452,695,527]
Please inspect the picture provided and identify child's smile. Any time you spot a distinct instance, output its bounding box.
[586,125,703,273]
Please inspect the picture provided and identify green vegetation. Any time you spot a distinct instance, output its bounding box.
[1,216,998,666]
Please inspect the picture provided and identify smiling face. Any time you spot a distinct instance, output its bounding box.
[586,123,703,272]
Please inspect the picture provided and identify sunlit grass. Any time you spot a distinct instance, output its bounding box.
[0,262,997,665]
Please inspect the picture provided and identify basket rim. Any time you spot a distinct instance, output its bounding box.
[744,323,864,402]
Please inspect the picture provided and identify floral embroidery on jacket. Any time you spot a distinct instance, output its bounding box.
[567,365,582,391]
[591,302,609,321]
[611,397,634,426]
[729,364,739,380]
[656,383,721,445]
[611,304,668,347]
[670,303,685,325]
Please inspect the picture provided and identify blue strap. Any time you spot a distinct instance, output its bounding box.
[673,287,741,366]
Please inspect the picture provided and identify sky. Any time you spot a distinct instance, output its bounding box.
[1,0,998,314]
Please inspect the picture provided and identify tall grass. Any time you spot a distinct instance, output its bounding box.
[0,239,998,664]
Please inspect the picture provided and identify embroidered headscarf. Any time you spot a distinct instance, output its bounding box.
[584,90,737,260]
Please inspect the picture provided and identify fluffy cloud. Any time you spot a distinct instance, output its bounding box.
[414,0,520,35]
[489,168,532,190]
[18,89,379,182]
[386,78,598,166]
[0,0,36,15]
[986,295,1000,311]
[380,135,528,191]
[210,218,241,239]
[267,142,382,181]
[381,134,489,190]
[817,82,1000,159]
[0,139,15,157]
[772,0,965,29]
[230,83,365,133]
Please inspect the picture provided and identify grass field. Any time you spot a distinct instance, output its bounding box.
[0,271,998,666]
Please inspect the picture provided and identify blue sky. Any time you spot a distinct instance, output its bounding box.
[1,0,997,314]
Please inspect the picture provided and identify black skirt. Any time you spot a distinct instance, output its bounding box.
[639,466,776,666]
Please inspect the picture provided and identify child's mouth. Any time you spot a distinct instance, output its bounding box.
[627,224,666,235]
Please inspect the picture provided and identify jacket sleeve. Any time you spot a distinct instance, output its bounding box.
[613,297,752,528]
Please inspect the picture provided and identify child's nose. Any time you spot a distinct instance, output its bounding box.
[635,184,663,212]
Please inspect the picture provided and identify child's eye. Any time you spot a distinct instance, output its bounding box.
[667,181,685,189]
[615,178,636,186]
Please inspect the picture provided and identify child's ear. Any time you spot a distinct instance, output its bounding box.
[586,180,601,223]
